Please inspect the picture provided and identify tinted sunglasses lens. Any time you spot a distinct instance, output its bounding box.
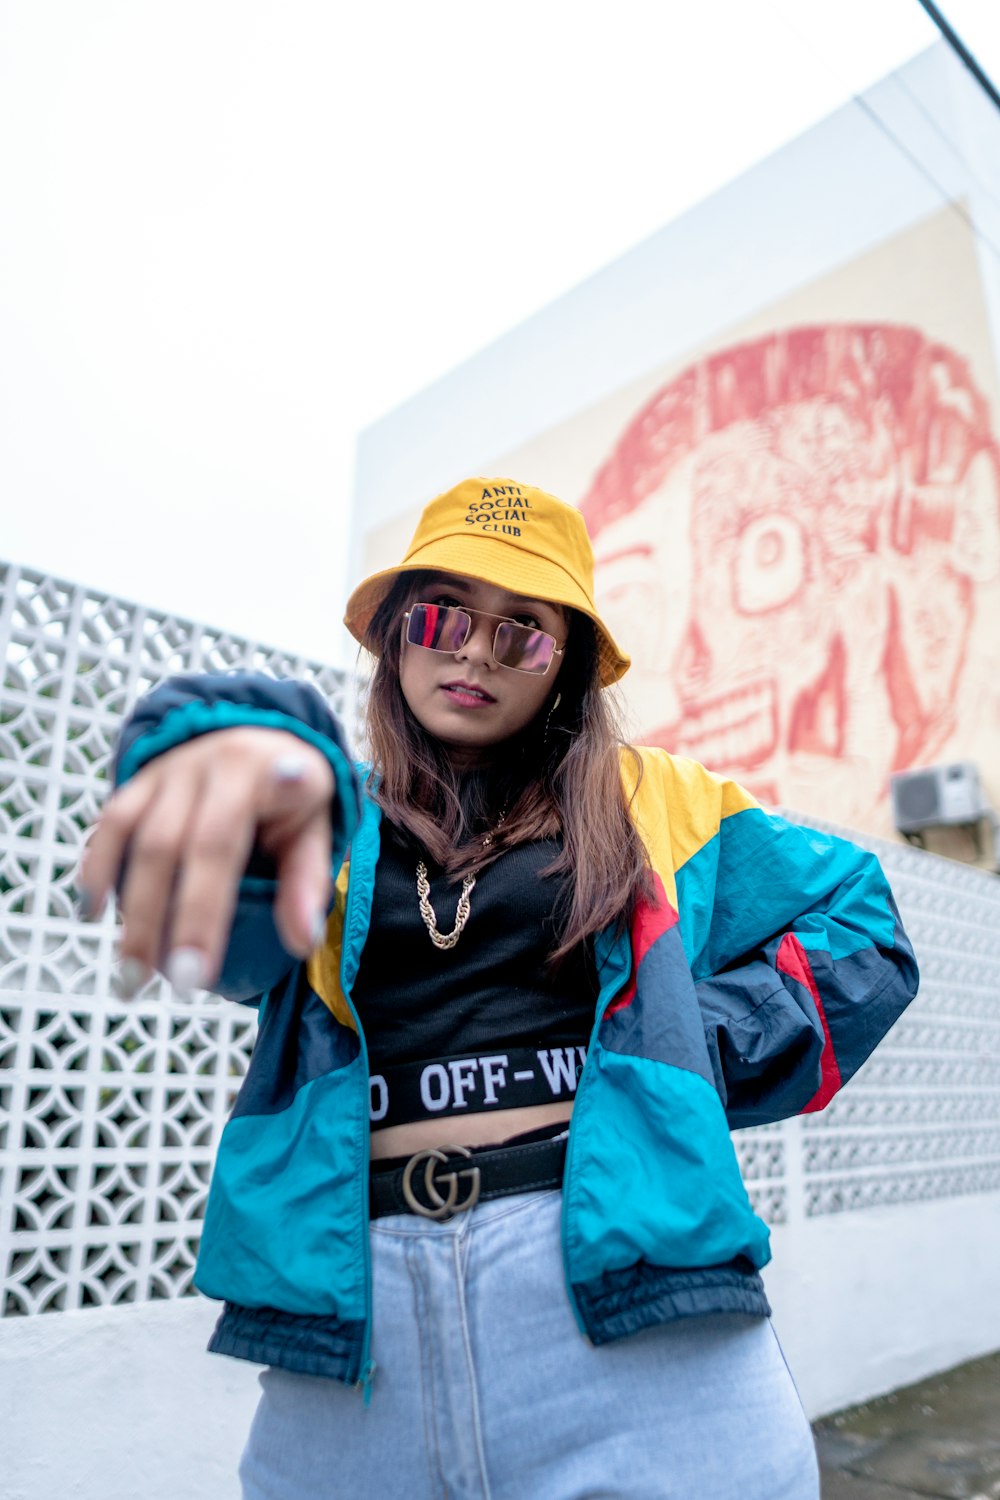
[406,603,470,652]
[493,621,555,673]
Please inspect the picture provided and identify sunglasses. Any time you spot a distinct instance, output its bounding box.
[403,602,565,675]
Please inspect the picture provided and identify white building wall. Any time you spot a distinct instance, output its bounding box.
[766,820,1000,1416]
[351,42,1000,547]
[1,1297,257,1500]
[768,1193,1000,1419]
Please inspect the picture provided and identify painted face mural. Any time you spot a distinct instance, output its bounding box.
[582,326,1000,823]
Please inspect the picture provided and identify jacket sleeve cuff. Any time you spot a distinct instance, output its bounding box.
[115,677,362,854]
[112,674,364,1002]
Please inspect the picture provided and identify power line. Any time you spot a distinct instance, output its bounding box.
[913,0,1000,116]
[849,88,1000,272]
[887,66,1000,227]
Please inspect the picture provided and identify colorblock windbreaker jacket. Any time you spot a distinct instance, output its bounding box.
[115,673,920,1391]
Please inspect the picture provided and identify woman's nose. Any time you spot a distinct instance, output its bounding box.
[455,613,496,666]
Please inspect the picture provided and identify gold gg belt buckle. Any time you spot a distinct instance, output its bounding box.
[401,1145,482,1220]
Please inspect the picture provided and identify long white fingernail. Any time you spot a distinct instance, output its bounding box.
[75,886,101,922]
[112,958,150,1000]
[273,753,308,784]
[310,911,327,950]
[166,948,208,998]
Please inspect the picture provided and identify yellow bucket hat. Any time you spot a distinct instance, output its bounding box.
[344,477,630,686]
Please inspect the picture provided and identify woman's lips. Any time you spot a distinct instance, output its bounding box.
[440,681,496,707]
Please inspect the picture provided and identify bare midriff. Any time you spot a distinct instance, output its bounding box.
[369,1100,574,1161]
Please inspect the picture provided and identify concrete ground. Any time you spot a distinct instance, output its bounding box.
[814,1351,1000,1499]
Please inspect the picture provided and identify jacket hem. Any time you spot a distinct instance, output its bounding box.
[207,1300,366,1384]
[573,1261,771,1345]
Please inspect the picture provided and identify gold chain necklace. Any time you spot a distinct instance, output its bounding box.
[416,813,506,951]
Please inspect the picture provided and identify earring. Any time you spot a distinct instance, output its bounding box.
[543,692,562,749]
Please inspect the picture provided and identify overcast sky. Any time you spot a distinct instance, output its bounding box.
[2,1,999,666]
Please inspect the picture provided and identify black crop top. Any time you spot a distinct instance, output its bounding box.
[352,819,600,1088]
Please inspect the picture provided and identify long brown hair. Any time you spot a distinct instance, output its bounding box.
[363,571,651,962]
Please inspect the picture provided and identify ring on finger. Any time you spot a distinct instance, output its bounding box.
[272,753,309,784]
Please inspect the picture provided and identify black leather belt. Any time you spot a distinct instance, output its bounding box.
[369,1135,567,1221]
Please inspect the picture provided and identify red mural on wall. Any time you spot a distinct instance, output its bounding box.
[581,325,1000,818]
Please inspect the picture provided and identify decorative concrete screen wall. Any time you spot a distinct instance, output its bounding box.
[2,558,1000,1397]
[745,820,1000,1230]
[0,561,358,1315]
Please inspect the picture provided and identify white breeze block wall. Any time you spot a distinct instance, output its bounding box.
[0,562,359,1318]
[762,820,1000,1417]
[2,559,999,1497]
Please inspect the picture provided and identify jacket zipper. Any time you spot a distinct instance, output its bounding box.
[346,984,375,1397]
[340,848,375,1398]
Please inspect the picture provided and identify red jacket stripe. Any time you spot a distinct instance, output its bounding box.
[776,932,843,1111]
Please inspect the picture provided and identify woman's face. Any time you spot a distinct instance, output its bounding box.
[398,572,567,766]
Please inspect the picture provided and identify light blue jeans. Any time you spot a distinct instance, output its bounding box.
[240,1189,819,1500]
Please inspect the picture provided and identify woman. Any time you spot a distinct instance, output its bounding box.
[79,477,918,1500]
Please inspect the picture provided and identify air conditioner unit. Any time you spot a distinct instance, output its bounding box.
[890,761,988,833]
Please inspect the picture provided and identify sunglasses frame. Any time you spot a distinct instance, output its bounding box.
[402,602,566,675]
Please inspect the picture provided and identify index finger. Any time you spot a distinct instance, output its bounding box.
[75,773,159,921]
[161,745,336,990]
[157,759,261,993]
[270,806,334,959]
